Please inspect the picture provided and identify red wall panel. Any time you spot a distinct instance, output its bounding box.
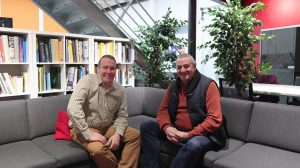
[243,0,300,62]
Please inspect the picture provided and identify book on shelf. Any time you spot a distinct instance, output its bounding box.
[66,67,75,90]
[107,42,114,55]
[99,42,105,58]
[82,41,88,63]
[1,35,9,62]
[67,39,74,63]
[50,67,61,89]
[73,67,78,89]
[37,37,61,63]
[74,39,79,63]
[0,35,26,63]
[2,73,15,94]
[19,37,23,63]
[78,40,83,63]
[46,72,51,91]
[8,36,15,62]
[12,76,23,94]
[121,44,133,63]
[22,37,26,62]
[49,38,62,63]
[0,37,5,63]
[38,38,47,62]
[38,66,44,92]
[22,72,29,92]
[73,39,77,63]
[58,39,63,62]
[13,36,20,63]
[78,66,87,80]
[0,73,8,94]
[49,39,56,63]
[44,41,51,63]
[36,38,39,62]
[115,65,133,86]
[115,42,122,63]
[65,40,69,63]
[49,38,58,62]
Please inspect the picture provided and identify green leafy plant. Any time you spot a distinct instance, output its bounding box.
[198,0,273,94]
[135,7,188,88]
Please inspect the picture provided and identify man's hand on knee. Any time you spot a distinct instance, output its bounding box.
[89,132,107,144]
[105,133,121,151]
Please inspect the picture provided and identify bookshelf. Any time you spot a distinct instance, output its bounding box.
[65,34,90,93]
[0,28,32,100]
[33,32,65,98]
[0,28,135,100]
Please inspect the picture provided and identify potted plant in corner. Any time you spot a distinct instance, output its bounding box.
[198,0,273,96]
[135,7,188,88]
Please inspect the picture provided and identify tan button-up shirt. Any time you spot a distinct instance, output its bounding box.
[67,74,128,140]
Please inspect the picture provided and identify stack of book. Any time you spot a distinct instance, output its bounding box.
[0,72,26,95]
[0,35,27,63]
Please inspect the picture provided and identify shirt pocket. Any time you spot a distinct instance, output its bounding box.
[107,100,120,113]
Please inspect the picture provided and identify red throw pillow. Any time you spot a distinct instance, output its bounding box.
[54,110,72,141]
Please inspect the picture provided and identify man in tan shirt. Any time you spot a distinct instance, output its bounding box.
[68,55,141,168]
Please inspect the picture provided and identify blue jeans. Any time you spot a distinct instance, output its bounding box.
[140,120,215,168]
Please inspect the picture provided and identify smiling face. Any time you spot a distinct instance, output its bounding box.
[97,56,117,87]
[176,55,196,85]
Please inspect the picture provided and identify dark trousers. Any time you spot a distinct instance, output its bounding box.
[140,120,215,168]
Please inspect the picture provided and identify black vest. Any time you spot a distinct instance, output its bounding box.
[168,70,226,147]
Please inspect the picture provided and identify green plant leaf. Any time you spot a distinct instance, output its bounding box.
[198,0,274,90]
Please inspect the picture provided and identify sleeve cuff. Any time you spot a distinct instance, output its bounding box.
[116,127,125,137]
[81,128,92,140]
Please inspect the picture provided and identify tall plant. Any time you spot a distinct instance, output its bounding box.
[198,0,273,94]
[135,7,188,88]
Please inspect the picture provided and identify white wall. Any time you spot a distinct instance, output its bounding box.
[197,1,223,83]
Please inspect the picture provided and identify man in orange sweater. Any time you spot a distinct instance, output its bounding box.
[140,53,226,168]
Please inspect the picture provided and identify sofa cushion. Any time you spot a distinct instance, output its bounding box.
[27,94,71,139]
[54,110,71,141]
[128,115,156,130]
[142,87,165,117]
[125,87,143,117]
[221,97,253,141]
[0,99,29,145]
[0,141,56,168]
[32,135,91,167]
[213,143,300,168]
[204,138,245,168]
[247,102,300,153]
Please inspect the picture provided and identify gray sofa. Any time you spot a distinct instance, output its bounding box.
[1,87,300,168]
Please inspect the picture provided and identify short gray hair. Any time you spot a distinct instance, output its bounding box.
[177,53,196,65]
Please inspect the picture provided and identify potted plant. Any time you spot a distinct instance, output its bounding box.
[198,0,273,95]
[135,7,188,88]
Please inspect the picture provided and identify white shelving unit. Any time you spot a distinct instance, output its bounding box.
[0,28,33,100]
[33,32,65,98]
[0,28,135,100]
